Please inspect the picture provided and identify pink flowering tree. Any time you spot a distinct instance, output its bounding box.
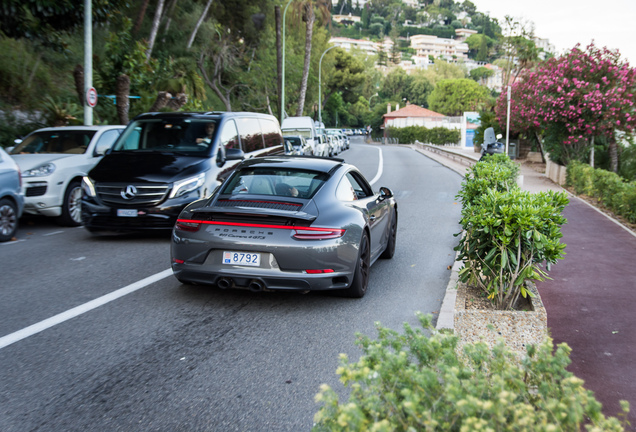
[497,43,636,170]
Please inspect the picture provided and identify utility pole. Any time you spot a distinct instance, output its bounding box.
[84,0,93,125]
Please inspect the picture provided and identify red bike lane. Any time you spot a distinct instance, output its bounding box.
[536,196,636,429]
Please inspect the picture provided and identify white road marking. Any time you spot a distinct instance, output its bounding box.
[0,239,26,246]
[43,231,64,236]
[369,147,384,186]
[0,268,173,350]
[70,257,86,261]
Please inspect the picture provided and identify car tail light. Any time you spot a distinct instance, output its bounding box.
[175,220,202,232]
[173,258,185,264]
[292,228,345,240]
[305,269,335,274]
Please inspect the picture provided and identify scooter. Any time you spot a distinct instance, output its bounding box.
[479,127,505,161]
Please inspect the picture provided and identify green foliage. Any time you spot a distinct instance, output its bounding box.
[455,156,568,310]
[313,313,629,431]
[0,37,57,107]
[427,78,490,116]
[456,154,520,206]
[386,126,460,145]
[472,109,503,147]
[567,161,636,223]
[469,66,494,83]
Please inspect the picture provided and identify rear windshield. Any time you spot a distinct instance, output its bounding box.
[113,119,218,155]
[12,130,96,155]
[282,128,312,139]
[284,137,303,147]
[221,167,328,199]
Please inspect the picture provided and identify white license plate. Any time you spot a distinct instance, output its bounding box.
[117,209,138,217]
[223,251,261,266]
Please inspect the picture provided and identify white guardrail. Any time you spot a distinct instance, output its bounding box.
[412,141,480,167]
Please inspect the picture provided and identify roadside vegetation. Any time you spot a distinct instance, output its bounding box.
[0,0,547,146]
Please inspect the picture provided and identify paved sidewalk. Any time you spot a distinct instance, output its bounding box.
[416,145,636,429]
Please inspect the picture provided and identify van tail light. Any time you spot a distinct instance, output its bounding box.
[292,228,345,240]
[175,220,202,232]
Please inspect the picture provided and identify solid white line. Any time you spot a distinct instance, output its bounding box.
[43,231,64,236]
[369,147,384,186]
[0,268,173,350]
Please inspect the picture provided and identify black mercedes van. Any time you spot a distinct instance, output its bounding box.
[81,111,284,232]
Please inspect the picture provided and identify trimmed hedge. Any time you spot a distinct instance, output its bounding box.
[385,126,460,146]
[567,161,636,223]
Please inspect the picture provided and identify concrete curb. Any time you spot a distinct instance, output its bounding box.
[436,253,462,330]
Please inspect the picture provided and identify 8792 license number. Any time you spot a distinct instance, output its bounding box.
[223,251,260,266]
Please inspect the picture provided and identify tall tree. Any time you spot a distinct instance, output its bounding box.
[146,0,166,61]
[187,0,214,49]
[427,78,490,116]
[291,0,332,117]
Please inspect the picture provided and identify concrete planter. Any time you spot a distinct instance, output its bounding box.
[545,158,567,185]
[453,282,548,359]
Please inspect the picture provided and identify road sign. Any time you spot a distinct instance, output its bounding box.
[86,87,98,108]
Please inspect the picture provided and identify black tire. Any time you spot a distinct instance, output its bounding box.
[57,180,83,227]
[0,198,19,242]
[342,232,370,298]
[381,213,397,259]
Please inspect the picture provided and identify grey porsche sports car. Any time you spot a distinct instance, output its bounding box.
[170,156,397,297]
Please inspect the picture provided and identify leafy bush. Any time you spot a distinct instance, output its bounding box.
[313,314,629,431]
[455,155,567,310]
[385,126,460,145]
[456,153,520,207]
[567,161,636,223]
[455,188,569,309]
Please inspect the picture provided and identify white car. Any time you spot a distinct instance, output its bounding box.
[10,125,124,226]
[0,147,24,241]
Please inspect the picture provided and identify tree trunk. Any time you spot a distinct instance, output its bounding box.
[133,0,151,34]
[167,93,188,110]
[146,0,166,61]
[115,74,131,124]
[197,55,232,111]
[149,91,172,112]
[589,135,595,168]
[26,53,42,90]
[73,65,85,106]
[187,0,214,49]
[533,130,547,164]
[275,5,282,121]
[296,3,315,117]
[609,134,618,173]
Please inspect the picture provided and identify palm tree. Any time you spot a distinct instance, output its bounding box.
[291,0,332,117]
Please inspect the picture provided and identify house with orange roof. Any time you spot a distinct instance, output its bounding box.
[382,103,461,130]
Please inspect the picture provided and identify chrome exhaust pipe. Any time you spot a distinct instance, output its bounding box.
[217,277,232,289]
[248,280,265,292]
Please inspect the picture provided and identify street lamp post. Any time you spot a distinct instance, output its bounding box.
[318,45,337,127]
[505,85,511,156]
[281,0,293,124]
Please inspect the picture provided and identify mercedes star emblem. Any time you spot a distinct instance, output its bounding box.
[121,185,138,200]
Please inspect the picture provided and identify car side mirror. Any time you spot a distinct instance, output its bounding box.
[226,147,245,161]
[496,134,503,140]
[379,186,393,200]
[94,142,112,156]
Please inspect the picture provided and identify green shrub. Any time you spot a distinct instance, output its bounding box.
[313,314,629,431]
[386,126,460,145]
[567,161,636,223]
[455,188,568,310]
[456,154,520,208]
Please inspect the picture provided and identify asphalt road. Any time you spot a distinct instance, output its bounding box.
[0,138,463,431]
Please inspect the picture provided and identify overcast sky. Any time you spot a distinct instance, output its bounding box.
[470,0,636,65]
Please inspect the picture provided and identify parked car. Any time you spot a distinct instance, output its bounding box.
[0,146,24,241]
[171,155,398,298]
[325,129,344,153]
[281,116,318,155]
[283,135,313,156]
[9,125,124,226]
[82,111,284,233]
